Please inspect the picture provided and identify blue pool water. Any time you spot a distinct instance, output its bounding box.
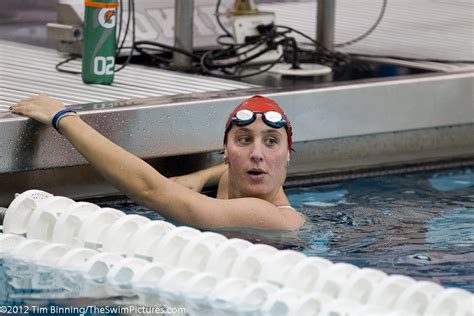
[286,168,474,291]
[0,167,473,310]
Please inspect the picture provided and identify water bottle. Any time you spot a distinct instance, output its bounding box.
[82,0,118,84]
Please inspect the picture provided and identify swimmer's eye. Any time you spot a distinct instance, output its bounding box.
[237,136,252,144]
[265,137,279,146]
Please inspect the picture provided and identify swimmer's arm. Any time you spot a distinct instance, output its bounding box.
[170,163,227,192]
[54,116,173,206]
[51,118,299,229]
[42,115,300,229]
[142,189,304,230]
[11,95,174,206]
[12,95,302,229]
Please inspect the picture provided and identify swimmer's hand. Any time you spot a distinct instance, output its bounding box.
[170,173,206,192]
[11,94,66,125]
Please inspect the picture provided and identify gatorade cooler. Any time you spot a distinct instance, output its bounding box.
[82,0,118,84]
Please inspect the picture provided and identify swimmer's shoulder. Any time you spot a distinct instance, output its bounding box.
[276,205,306,228]
[276,205,296,210]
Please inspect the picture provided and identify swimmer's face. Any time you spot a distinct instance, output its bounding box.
[225,115,289,199]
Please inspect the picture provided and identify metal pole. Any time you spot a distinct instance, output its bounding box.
[316,0,336,50]
[174,0,194,69]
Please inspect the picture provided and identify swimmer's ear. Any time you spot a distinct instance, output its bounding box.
[224,146,229,164]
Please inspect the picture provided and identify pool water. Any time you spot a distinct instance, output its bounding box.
[100,166,474,291]
[0,167,473,309]
[286,167,474,292]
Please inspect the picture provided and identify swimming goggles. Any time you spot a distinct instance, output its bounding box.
[230,109,288,129]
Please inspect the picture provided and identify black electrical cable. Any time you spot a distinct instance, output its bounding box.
[116,0,123,48]
[200,16,325,79]
[55,1,297,78]
[116,0,131,58]
[133,38,207,70]
[276,25,350,68]
[335,0,387,48]
[135,40,198,59]
[201,52,285,79]
[205,39,267,64]
[217,34,236,46]
[200,37,297,79]
[276,25,337,56]
[115,0,135,72]
[201,39,277,70]
[213,39,262,57]
[281,35,300,69]
[133,30,269,73]
[56,0,470,79]
[55,57,81,74]
[134,44,173,64]
[215,0,233,39]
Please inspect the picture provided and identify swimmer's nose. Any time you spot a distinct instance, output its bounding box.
[249,143,264,162]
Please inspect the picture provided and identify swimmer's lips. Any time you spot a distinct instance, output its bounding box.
[247,168,266,181]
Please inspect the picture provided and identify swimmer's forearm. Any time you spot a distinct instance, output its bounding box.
[58,115,167,203]
[197,162,227,188]
[57,116,224,225]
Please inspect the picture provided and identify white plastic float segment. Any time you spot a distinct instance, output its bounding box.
[9,239,48,260]
[205,238,252,276]
[338,267,388,304]
[367,274,417,308]
[322,297,363,316]
[127,220,175,260]
[3,190,53,235]
[152,226,202,265]
[260,249,306,286]
[0,233,26,253]
[130,262,173,307]
[393,280,444,315]
[157,268,196,292]
[313,262,360,299]
[26,196,75,241]
[354,304,391,316]
[229,244,278,281]
[424,288,474,316]
[131,262,172,288]
[106,257,149,290]
[56,247,99,269]
[177,231,228,271]
[2,191,474,316]
[77,252,123,279]
[76,207,125,250]
[32,243,70,266]
[260,288,303,316]
[208,277,250,302]
[283,256,333,292]
[102,214,151,254]
[51,202,100,246]
[182,272,222,298]
[289,293,333,316]
[235,282,279,309]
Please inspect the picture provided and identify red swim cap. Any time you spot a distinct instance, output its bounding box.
[224,95,293,151]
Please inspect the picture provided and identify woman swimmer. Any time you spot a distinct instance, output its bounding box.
[11,94,304,230]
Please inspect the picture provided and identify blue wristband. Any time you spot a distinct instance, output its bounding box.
[52,109,77,133]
